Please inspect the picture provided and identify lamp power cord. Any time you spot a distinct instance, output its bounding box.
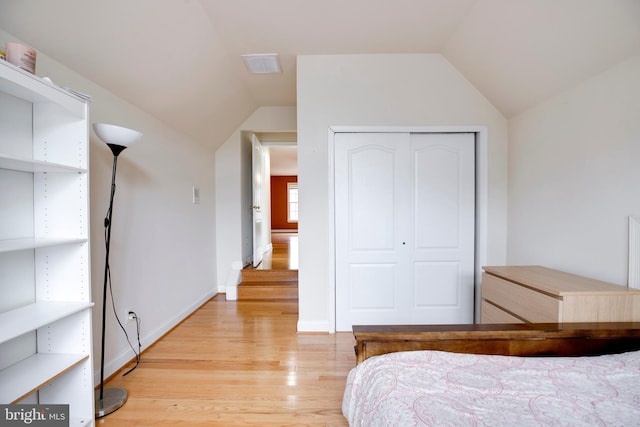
[105,220,142,377]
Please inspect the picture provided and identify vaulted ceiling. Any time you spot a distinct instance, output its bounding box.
[1,0,638,149]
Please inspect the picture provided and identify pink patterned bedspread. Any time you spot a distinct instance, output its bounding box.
[343,349,640,426]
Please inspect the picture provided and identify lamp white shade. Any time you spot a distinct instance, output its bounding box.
[92,123,143,148]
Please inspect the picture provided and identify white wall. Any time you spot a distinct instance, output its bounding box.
[0,28,218,383]
[508,52,640,285]
[214,106,297,291]
[296,54,508,331]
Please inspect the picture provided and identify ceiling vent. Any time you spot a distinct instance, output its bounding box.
[241,53,282,74]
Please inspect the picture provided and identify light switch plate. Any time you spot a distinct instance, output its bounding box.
[192,186,200,204]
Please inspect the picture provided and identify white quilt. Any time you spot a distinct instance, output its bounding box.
[343,349,640,426]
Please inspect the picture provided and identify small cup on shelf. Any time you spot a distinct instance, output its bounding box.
[6,42,37,74]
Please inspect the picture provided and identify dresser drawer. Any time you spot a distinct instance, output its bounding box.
[481,301,524,324]
[482,273,561,322]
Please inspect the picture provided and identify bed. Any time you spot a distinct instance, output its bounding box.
[343,322,640,426]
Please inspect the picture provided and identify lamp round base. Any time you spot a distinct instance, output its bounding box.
[95,387,128,418]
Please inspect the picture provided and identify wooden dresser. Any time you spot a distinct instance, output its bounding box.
[481,266,640,323]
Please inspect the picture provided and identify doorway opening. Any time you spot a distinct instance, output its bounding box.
[239,131,298,300]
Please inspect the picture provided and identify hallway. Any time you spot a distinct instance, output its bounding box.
[254,232,298,271]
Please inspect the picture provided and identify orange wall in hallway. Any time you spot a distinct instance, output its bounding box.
[271,176,298,230]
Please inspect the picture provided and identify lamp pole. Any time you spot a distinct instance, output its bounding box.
[96,145,129,418]
[91,124,142,419]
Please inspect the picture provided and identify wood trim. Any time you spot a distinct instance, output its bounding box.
[352,322,640,364]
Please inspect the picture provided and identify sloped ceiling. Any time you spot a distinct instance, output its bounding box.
[0,0,638,149]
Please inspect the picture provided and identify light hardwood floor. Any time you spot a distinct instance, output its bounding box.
[97,296,355,426]
[254,232,298,270]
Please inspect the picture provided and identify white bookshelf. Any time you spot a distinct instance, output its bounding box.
[0,153,86,173]
[0,59,94,425]
[0,237,88,253]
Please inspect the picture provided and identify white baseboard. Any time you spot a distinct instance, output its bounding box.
[297,320,331,333]
[96,289,217,385]
[222,261,243,300]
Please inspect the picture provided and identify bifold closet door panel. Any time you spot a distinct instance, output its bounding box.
[334,132,475,331]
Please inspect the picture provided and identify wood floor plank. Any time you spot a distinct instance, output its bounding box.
[96,297,355,426]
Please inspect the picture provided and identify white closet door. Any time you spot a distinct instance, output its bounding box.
[334,132,475,331]
[335,133,412,331]
[410,133,475,324]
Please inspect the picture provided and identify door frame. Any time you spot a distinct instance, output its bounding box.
[251,133,266,267]
[328,126,488,333]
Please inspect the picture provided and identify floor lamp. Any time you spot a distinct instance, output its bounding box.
[92,123,143,418]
